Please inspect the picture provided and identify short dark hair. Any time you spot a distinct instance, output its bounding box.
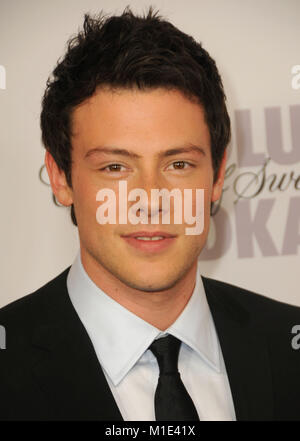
[40,6,230,226]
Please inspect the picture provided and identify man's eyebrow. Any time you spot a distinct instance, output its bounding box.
[162,145,206,157]
[84,145,206,159]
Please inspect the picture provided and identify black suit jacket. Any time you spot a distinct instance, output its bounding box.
[1,267,300,421]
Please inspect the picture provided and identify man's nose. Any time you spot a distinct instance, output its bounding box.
[131,172,167,221]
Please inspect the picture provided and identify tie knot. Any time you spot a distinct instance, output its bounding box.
[149,335,182,375]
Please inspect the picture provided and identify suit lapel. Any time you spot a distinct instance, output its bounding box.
[30,269,123,421]
[203,277,274,421]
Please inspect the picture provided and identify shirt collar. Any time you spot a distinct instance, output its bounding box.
[67,251,221,386]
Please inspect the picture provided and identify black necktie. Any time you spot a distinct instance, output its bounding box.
[149,335,200,421]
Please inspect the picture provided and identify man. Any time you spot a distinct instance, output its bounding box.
[1,7,300,421]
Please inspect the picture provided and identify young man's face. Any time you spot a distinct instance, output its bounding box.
[46,87,226,292]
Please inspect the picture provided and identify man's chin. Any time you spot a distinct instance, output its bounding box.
[116,270,186,293]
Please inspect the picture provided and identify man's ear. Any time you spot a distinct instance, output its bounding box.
[44,151,73,207]
[211,150,227,203]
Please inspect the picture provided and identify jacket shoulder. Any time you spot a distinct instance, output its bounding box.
[202,276,300,329]
[0,267,71,335]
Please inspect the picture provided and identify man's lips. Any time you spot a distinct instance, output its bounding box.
[121,231,177,253]
[121,231,177,238]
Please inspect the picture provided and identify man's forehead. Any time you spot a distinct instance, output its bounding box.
[70,86,210,157]
[71,85,203,118]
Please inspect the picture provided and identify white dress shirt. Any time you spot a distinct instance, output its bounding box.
[67,251,236,421]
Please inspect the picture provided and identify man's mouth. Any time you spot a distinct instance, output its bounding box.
[121,231,177,252]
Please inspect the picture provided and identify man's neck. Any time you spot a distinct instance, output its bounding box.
[80,250,198,331]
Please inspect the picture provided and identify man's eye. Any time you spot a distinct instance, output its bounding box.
[101,164,126,172]
[169,161,194,170]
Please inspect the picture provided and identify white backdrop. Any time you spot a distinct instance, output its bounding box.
[0,0,299,308]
